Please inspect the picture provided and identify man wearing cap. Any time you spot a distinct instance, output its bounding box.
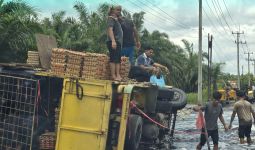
[194,91,228,150]
[229,90,255,144]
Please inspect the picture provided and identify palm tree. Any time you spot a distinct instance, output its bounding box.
[0,0,40,62]
[211,63,225,91]
[178,39,198,92]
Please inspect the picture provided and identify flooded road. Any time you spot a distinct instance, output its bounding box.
[173,103,255,150]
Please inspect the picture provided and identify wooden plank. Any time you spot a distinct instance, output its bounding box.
[35,34,57,69]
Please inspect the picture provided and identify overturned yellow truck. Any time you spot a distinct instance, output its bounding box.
[0,63,186,150]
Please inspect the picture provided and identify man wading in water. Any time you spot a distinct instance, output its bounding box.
[229,90,255,144]
[194,91,228,150]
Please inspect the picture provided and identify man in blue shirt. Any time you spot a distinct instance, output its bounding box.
[129,47,168,82]
[136,47,168,72]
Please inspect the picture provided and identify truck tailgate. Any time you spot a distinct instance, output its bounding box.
[55,79,112,150]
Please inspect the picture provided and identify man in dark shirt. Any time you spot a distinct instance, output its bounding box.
[119,17,140,65]
[194,91,228,150]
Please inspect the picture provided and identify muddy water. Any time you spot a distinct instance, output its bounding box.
[173,103,255,150]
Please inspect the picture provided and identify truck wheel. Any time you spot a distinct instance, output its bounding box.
[156,88,187,112]
[125,114,143,150]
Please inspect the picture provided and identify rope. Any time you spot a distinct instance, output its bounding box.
[130,101,203,135]
[129,101,235,135]
[130,100,169,129]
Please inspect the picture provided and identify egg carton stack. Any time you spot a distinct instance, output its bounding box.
[65,51,85,78]
[51,48,67,76]
[82,53,110,80]
[27,51,40,66]
[120,57,130,80]
[39,132,56,150]
[50,49,130,80]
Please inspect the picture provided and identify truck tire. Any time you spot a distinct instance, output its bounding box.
[157,87,174,100]
[156,88,187,112]
[168,88,187,111]
[125,114,143,150]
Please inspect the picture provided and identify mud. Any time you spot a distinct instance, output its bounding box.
[173,103,255,150]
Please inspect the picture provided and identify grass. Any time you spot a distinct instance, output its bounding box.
[187,89,210,104]
[187,93,198,104]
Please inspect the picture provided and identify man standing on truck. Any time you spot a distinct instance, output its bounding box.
[106,5,123,81]
[229,90,255,144]
[118,15,141,65]
[194,91,228,150]
[129,47,168,82]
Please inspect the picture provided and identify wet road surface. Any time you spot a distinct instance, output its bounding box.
[173,103,255,150]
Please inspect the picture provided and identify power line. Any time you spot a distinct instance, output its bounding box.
[197,0,236,51]
[201,9,231,62]
[214,0,233,35]
[222,0,238,31]
[202,5,238,63]
[209,0,235,41]
[202,7,233,44]
[125,0,181,28]
[198,0,238,68]
[198,0,244,74]
[132,0,190,30]
[141,0,191,29]
[206,0,227,33]
[110,0,197,39]
[115,0,198,39]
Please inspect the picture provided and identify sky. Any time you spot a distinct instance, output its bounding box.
[6,0,255,75]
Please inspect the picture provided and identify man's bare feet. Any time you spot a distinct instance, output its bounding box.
[111,75,117,80]
[116,75,122,81]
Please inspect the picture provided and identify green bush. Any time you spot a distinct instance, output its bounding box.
[187,93,197,104]
[187,88,211,104]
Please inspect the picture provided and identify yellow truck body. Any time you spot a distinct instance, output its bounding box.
[55,79,132,150]
[55,79,112,150]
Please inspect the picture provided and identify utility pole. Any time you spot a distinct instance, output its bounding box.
[245,52,253,87]
[242,65,244,75]
[208,34,213,101]
[232,30,244,89]
[254,62,255,75]
[250,59,255,75]
[249,59,255,88]
[198,0,203,105]
[199,2,210,150]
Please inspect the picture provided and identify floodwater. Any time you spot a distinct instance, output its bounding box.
[173,103,255,150]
